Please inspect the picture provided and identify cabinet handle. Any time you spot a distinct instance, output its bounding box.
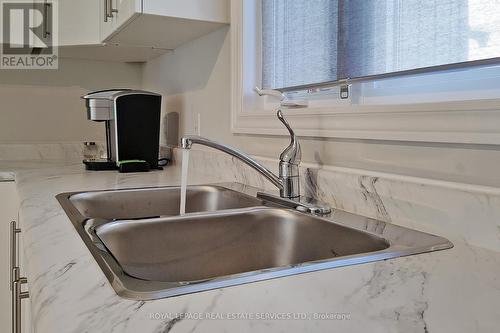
[111,0,118,14]
[12,278,29,333]
[109,0,118,17]
[106,0,112,17]
[10,220,29,333]
[104,0,118,22]
[108,0,118,17]
[10,221,20,291]
[104,0,109,22]
[43,0,51,38]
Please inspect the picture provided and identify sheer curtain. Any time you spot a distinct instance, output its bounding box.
[262,0,338,89]
[262,0,500,89]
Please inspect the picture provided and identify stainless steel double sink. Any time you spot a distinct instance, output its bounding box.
[57,183,452,300]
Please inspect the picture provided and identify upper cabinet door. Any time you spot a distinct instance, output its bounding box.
[100,0,141,42]
[58,0,100,46]
[57,0,228,62]
[100,0,115,41]
[113,0,142,31]
[29,0,52,48]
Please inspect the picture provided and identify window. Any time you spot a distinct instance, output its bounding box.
[231,0,500,144]
[262,0,500,90]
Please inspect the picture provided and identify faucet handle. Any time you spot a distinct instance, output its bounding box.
[277,109,295,139]
[254,86,303,164]
[277,109,301,165]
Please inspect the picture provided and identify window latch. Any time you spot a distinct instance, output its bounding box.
[340,79,351,99]
[254,87,308,108]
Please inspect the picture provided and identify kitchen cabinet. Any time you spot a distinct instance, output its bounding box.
[1,182,31,333]
[30,0,53,48]
[58,0,101,46]
[0,181,19,333]
[57,0,229,62]
[25,0,228,61]
[17,218,32,333]
[100,0,142,42]
[104,0,229,50]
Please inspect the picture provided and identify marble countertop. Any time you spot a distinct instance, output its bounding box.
[0,160,78,181]
[5,160,500,333]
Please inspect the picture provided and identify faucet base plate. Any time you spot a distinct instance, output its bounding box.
[257,192,332,215]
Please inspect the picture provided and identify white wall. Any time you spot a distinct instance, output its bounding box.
[142,27,500,187]
[0,58,142,143]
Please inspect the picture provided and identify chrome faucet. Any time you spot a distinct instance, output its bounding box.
[181,113,300,198]
[182,88,304,198]
[181,88,331,215]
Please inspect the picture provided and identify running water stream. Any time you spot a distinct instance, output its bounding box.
[179,149,189,215]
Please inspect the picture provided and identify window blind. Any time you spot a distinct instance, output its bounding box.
[262,0,500,90]
[262,0,338,89]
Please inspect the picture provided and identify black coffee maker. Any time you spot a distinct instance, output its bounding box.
[82,89,162,172]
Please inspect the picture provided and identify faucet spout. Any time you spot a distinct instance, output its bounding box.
[180,136,284,192]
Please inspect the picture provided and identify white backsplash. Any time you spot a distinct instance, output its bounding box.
[174,147,500,253]
[0,142,106,162]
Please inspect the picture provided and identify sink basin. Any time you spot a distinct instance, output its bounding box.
[96,208,389,282]
[69,185,264,219]
[57,182,453,300]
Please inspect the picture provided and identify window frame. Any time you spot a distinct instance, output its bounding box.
[231,0,500,144]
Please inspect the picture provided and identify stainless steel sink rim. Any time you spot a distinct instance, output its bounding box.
[57,182,453,300]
